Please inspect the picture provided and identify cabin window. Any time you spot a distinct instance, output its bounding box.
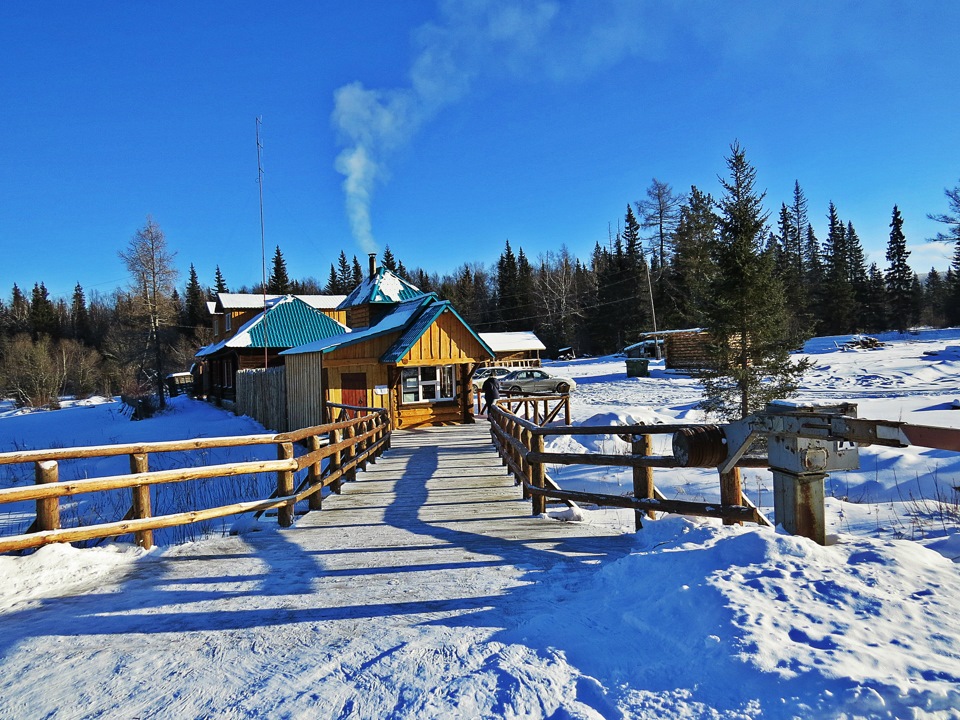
[225,313,232,332]
[213,317,220,335]
[401,365,456,403]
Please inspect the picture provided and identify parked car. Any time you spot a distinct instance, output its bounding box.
[501,368,576,394]
[471,366,513,390]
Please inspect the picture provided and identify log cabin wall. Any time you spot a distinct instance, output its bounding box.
[664,332,714,370]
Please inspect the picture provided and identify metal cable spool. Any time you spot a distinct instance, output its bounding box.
[672,425,727,467]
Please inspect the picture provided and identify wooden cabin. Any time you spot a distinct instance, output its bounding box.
[283,262,495,430]
[195,295,347,405]
[478,331,545,367]
[629,329,713,370]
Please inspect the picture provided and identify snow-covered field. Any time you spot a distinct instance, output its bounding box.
[1,329,959,718]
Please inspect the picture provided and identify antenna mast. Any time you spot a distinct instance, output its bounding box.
[256,117,269,370]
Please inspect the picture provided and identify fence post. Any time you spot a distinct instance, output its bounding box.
[522,427,533,499]
[277,441,295,527]
[531,432,546,515]
[129,453,154,548]
[329,427,343,494]
[564,395,571,426]
[307,435,323,511]
[35,460,60,532]
[720,467,743,526]
[632,434,655,531]
[345,422,357,483]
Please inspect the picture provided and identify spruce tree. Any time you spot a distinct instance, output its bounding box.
[884,205,913,332]
[822,203,857,333]
[214,266,228,294]
[496,240,519,329]
[515,248,534,332]
[29,282,58,339]
[381,245,397,272]
[927,181,960,326]
[267,246,290,294]
[670,186,717,327]
[861,263,888,332]
[698,142,810,420]
[922,268,947,326]
[351,256,364,286]
[70,283,91,343]
[184,264,207,332]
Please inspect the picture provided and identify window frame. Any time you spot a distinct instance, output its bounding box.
[400,365,458,404]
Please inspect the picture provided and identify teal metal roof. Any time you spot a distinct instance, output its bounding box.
[244,297,346,348]
[282,295,435,357]
[380,301,495,364]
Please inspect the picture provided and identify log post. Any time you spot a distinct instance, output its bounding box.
[307,435,322,511]
[522,427,533,499]
[34,460,61,532]
[129,453,154,548]
[564,395,571,426]
[719,466,743,526]
[532,433,546,515]
[345,422,357,483]
[329,427,342,494]
[632,434,655,531]
[277,441,295,527]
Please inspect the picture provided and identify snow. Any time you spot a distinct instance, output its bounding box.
[2,329,960,718]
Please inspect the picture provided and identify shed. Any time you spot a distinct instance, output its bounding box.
[478,331,545,367]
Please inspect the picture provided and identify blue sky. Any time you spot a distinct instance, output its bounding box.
[2,1,958,301]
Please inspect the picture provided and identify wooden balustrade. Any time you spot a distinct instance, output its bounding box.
[0,407,390,554]
[488,401,771,530]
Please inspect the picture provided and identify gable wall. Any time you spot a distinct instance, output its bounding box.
[398,310,490,366]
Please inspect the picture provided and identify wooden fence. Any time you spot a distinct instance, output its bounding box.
[488,396,770,531]
[0,407,390,554]
[235,367,287,432]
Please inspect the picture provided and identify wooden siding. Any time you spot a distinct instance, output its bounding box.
[284,353,325,430]
[320,308,347,326]
[396,309,490,366]
[665,332,714,370]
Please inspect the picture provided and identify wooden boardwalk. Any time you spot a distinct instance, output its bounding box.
[287,422,633,595]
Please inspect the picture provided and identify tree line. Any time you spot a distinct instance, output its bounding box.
[2,151,958,415]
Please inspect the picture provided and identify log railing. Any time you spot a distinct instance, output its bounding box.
[487,398,771,531]
[475,390,571,427]
[0,406,390,554]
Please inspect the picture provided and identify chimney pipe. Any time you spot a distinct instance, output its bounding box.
[368,253,377,279]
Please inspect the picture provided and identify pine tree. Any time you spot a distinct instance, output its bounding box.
[515,248,534,332]
[923,268,947,326]
[381,245,397,272]
[9,284,30,334]
[267,246,290,294]
[351,256,364,286]
[860,263,888,332]
[698,142,810,420]
[70,283,91,343]
[184,264,207,332]
[29,282,58,339]
[884,205,913,332]
[822,203,857,333]
[670,186,717,327]
[325,264,341,294]
[622,204,650,340]
[214,266,228,294]
[336,251,352,291]
[496,240,519,329]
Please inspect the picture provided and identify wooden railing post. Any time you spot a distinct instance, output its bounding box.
[345,422,357,483]
[277,441,295,527]
[720,466,743,526]
[531,432,546,515]
[632,434,655,531]
[129,453,154,548]
[307,435,323,511]
[329,427,342,494]
[35,460,60,532]
[564,395,571,425]
[522,427,533,499]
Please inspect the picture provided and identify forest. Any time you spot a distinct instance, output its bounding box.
[1,151,959,411]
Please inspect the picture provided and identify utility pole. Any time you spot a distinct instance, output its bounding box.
[256,116,269,370]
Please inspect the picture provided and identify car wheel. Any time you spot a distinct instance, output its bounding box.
[510,386,523,394]
[557,382,570,393]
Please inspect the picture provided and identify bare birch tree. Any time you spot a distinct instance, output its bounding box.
[118,217,179,408]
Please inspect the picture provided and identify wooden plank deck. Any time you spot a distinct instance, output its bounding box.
[293,421,630,565]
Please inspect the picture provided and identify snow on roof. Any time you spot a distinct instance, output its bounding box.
[214,293,346,312]
[337,268,424,309]
[478,331,546,353]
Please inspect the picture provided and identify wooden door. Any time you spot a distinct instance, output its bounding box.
[342,373,367,418]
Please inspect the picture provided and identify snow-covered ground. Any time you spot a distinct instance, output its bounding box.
[1,329,959,718]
